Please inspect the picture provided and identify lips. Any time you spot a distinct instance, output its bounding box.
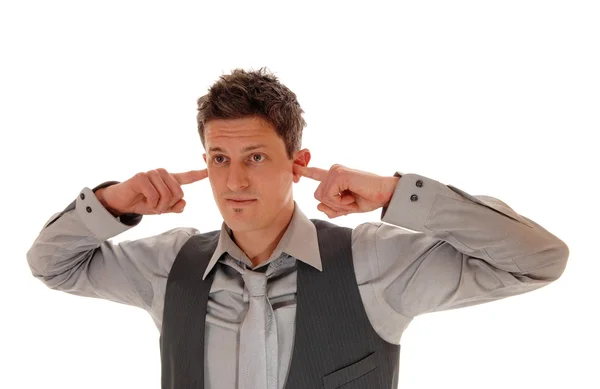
[226,198,257,207]
[226,198,256,201]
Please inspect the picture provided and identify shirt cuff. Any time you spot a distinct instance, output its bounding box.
[75,182,143,241]
[380,172,445,232]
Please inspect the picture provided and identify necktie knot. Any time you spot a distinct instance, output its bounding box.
[242,270,267,297]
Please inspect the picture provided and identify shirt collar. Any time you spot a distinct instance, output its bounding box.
[202,200,322,280]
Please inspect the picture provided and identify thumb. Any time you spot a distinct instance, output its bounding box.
[169,198,187,213]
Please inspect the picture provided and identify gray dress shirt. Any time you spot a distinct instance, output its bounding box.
[26,172,569,389]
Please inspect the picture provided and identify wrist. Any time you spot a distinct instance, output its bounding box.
[382,176,400,208]
[95,187,123,217]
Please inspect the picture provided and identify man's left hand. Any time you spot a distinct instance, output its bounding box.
[293,163,400,219]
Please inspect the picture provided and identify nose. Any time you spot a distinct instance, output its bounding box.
[226,162,250,192]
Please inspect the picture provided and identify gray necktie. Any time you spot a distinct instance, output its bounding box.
[226,258,279,389]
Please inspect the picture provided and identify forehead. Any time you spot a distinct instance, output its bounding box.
[205,116,279,152]
[205,116,274,138]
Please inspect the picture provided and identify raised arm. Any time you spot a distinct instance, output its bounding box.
[26,180,197,311]
[356,172,569,319]
[26,168,208,310]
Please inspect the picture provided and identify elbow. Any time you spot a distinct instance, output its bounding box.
[26,246,43,276]
[26,245,60,286]
[551,241,570,281]
[536,240,570,283]
[26,246,50,282]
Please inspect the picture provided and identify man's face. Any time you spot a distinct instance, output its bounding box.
[202,116,310,233]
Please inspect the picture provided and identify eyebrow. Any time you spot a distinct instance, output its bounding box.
[208,144,268,153]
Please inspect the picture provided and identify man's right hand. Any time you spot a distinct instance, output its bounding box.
[95,168,209,216]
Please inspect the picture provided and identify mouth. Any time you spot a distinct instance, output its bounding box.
[225,199,257,206]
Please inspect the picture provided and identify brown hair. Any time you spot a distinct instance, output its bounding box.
[196,67,306,160]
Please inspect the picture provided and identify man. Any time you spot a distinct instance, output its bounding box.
[27,68,569,389]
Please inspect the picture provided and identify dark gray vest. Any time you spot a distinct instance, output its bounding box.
[160,218,400,388]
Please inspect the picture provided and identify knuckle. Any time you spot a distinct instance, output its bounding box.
[159,199,172,211]
[134,171,147,181]
[163,190,173,201]
[169,176,185,198]
[174,187,184,199]
[330,163,344,172]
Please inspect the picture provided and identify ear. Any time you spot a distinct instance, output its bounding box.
[292,149,311,183]
[202,153,207,164]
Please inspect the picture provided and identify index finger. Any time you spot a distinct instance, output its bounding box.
[173,169,209,185]
[294,164,328,182]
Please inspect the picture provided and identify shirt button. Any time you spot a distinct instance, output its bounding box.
[416,180,423,188]
[86,206,92,213]
[410,194,418,202]
[80,193,85,200]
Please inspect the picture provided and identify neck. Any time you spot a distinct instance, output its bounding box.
[231,200,295,268]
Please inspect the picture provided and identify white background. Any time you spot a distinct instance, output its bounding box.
[1,1,598,388]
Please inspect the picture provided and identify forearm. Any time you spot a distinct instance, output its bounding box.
[26,186,136,289]
[380,173,569,279]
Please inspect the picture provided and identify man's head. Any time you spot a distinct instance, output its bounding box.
[197,68,311,233]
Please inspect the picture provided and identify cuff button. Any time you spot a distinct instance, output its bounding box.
[416,180,423,188]
[86,206,92,213]
[80,193,85,200]
[410,194,419,202]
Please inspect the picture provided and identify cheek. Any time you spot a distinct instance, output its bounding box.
[272,170,293,192]
[208,175,221,194]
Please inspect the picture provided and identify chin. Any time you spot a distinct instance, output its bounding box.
[220,209,257,229]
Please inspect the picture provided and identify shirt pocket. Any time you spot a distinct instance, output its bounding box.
[321,351,379,389]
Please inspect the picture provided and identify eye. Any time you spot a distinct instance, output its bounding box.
[252,154,265,162]
[212,155,227,164]
[211,154,265,165]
